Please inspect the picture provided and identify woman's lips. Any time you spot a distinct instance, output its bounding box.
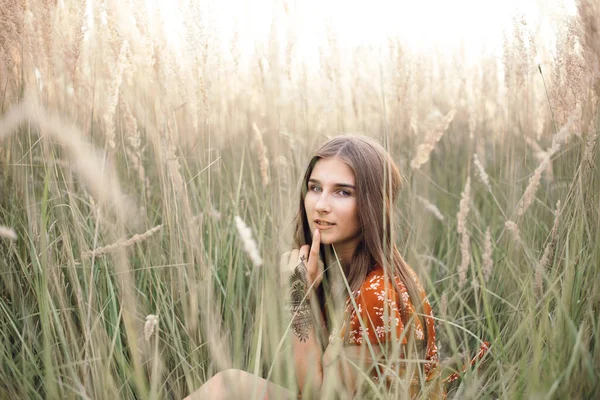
[315,221,335,229]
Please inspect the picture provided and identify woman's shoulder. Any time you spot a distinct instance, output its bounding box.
[353,265,410,304]
[361,264,408,290]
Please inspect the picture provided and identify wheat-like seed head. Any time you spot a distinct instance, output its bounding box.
[474,154,492,193]
[517,155,550,217]
[83,224,162,259]
[505,220,521,243]
[457,177,471,236]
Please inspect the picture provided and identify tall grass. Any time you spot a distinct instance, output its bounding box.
[1,0,599,398]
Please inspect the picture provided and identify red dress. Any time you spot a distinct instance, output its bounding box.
[335,265,489,398]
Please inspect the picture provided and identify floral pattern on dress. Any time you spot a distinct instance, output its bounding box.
[339,265,437,373]
[337,264,490,398]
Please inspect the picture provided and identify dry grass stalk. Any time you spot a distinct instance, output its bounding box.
[252,123,270,188]
[410,109,456,170]
[482,228,493,283]
[440,292,448,316]
[144,315,159,341]
[235,216,263,268]
[536,201,562,297]
[125,146,150,199]
[83,224,162,259]
[164,139,185,194]
[416,195,445,221]
[457,177,471,288]
[0,226,17,240]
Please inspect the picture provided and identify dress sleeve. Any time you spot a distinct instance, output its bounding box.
[342,274,424,346]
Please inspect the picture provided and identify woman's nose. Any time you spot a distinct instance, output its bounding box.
[315,194,331,212]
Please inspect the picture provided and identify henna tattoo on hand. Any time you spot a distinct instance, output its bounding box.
[287,261,312,342]
[300,254,307,262]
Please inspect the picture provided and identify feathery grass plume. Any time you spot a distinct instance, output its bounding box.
[517,154,550,216]
[473,154,492,192]
[0,226,17,240]
[505,220,521,243]
[550,103,582,154]
[144,315,159,341]
[208,206,222,220]
[576,0,600,92]
[234,216,263,268]
[457,177,471,288]
[251,122,270,188]
[83,224,162,259]
[416,195,445,221]
[482,228,493,283]
[526,137,555,181]
[536,201,562,297]
[410,109,456,170]
[0,94,139,226]
[550,16,588,127]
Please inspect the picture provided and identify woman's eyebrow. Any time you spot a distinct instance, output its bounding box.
[308,178,355,189]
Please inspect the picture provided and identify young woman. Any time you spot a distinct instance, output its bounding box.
[186,135,488,399]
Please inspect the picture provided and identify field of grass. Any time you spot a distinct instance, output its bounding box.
[1,0,599,399]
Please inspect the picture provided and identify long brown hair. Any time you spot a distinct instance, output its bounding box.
[293,134,429,346]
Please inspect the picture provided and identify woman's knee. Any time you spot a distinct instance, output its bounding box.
[212,369,244,390]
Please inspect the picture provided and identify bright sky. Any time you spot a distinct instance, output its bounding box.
[146,0,577,65]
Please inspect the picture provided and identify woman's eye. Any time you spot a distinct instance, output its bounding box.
[338,190,351,196]
[309,185,321,192]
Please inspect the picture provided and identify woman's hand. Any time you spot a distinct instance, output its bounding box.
[280,229,324,291]
[280,229,324,342]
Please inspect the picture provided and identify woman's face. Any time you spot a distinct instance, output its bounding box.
[304,156,361,256]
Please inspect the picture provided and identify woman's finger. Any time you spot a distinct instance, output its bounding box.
[309,229,320,261]
[304,229,321,286]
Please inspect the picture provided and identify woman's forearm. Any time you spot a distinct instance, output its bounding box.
[288,262,324,395]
